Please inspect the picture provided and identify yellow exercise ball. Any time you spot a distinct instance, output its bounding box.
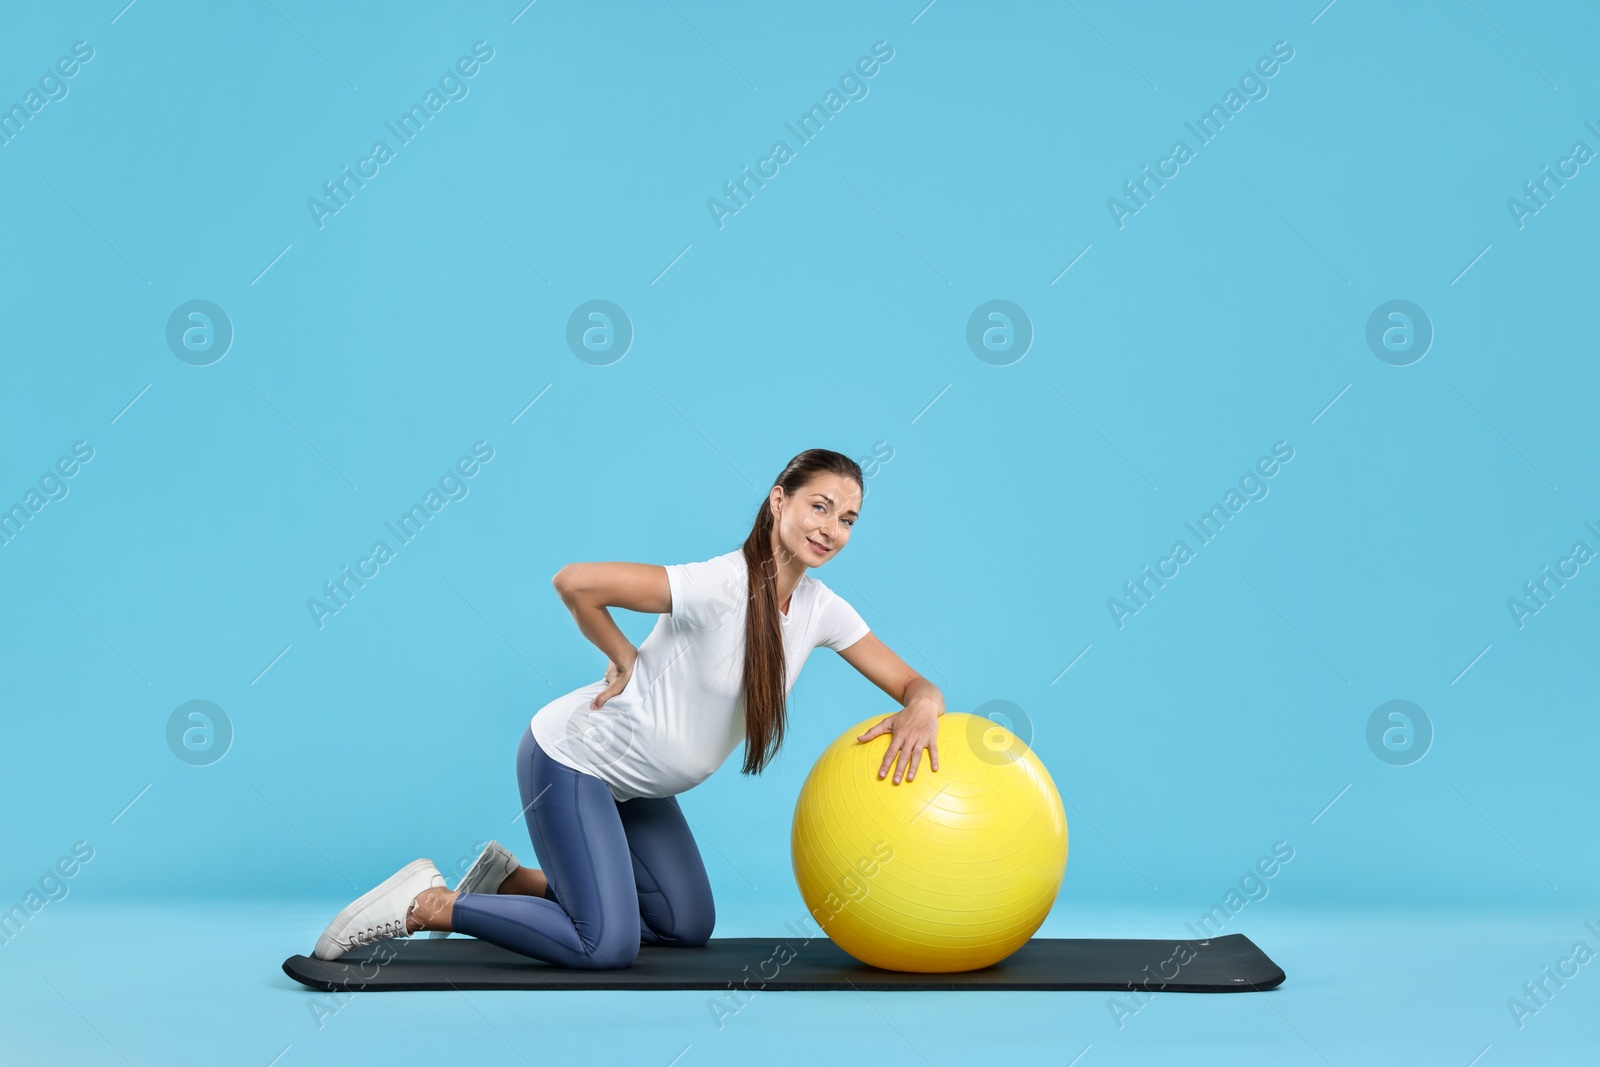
[791,711,1068,973]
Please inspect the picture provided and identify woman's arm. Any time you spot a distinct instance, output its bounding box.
[552,563,672,704]
[836,633,945,784]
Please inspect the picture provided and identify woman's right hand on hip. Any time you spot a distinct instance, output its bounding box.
[593,651,636,709]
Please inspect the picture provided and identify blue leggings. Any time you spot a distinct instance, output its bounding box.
[449,726,716,969]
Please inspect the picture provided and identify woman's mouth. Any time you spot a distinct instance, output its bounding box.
[807,538,829,555]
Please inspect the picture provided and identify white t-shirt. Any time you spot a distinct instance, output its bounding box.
[529,550,872,802]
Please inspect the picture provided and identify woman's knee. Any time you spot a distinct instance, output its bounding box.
[580,933,641,970]
[571,910,643,970]
[678,907,715,947]
[653,904,715,947]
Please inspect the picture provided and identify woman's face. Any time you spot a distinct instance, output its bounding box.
[770,473,861,567]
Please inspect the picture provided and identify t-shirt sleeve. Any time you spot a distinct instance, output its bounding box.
[816,585,871,651]
[665,556,739,630]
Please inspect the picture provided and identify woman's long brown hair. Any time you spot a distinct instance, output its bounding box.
[738,449,863,775]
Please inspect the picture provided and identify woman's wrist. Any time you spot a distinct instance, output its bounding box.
[569,595,636,670]
[901,677,943,716]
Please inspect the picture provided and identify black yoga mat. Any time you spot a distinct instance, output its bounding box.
[284,932,1284,992]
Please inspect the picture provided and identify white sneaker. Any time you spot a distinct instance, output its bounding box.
[312,858,445,961]
[425,840,521,939]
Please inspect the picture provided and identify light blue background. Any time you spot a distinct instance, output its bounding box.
[1,1,1596,1064]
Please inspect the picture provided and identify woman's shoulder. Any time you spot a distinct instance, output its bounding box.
[800,568,841,602]
[665,550,747,625]
[666,549,744,579]
[804,571,867,620]
[677,547,744,568]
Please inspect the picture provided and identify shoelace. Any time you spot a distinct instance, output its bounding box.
[348,917,407,946]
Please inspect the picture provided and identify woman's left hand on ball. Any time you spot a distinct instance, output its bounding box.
[858,702,941,784]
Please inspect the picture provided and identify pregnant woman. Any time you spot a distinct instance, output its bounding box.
[311,448,945,968]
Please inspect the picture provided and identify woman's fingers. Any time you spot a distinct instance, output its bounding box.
[857,717,892,742]
[865,718,941,783]
[593,668,633,708]
[895,732,939,783]
[878,735,903,779]
[894,742,920,783]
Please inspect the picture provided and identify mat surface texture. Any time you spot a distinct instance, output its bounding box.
[283,933,1285,992]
